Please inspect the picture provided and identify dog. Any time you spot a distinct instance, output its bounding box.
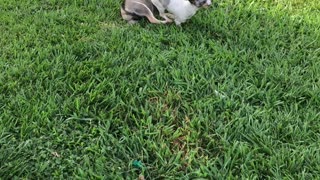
[121,0,212,25]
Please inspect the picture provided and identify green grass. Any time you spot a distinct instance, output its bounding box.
[0,0,319,179]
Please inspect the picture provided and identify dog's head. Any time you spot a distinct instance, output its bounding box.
[189,0,212,8]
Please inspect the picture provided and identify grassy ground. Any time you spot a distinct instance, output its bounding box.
[0,0,319,179]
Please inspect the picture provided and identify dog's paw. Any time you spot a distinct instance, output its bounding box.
[160,20,171,24]
[165,18,173,23]
[164,13,175,19]
[160,18,173,24]
[174,20,182,26]
[128,20,138,25]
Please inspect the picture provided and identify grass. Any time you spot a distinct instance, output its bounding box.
[0,0,319,179]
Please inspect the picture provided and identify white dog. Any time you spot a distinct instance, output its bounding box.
[121,0,212,25]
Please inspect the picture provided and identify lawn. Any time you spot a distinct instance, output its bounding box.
[0,0,319,179]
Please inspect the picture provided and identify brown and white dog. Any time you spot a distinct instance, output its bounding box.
[121,0,212,25]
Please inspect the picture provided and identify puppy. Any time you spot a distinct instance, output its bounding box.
[121,0,212,25]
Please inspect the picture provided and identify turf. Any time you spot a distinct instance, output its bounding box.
[0,0,319,179]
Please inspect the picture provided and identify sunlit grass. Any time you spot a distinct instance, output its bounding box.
[0,0,319,179]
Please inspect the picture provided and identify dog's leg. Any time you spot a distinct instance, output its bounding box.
[145,15,167,24]
[121,5,141,24]
[150,0,173,23]
[131,1,169,24]
[121,6,132,22]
